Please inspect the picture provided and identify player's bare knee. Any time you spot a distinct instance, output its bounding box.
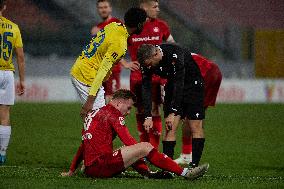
[140,142,154,154]
[0,115,10,125]
[190,124,204,138]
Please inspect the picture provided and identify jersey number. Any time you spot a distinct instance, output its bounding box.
[0,32,13,61]
[83,110,99,131]
[83,29,105,58]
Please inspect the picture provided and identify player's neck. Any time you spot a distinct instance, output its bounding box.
[125,26,135,35]
[148,17,156,21]
[103,15,112,22]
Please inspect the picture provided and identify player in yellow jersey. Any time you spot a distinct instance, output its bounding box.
[0,0,25,165]
[71,7,147,119]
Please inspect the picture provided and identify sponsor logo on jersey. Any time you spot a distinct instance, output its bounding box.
[119,117,125,126]
[1,23,12,29]
[153,27,160,33]
[132,36,160,42]
[82,133,93,140]
[111,52,119,59]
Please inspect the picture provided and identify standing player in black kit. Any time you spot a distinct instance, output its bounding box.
[137,43,206,167]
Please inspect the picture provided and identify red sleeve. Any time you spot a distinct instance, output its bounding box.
[112,116,137,146]
[69,143,84,172]
[160,20,171,41]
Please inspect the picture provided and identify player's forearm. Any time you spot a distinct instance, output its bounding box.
[171,61,185,115]
[116,126,137,146]
[120,133,137,146]
[16,48,25,82]
[69,143,84,172]
[142,75,152,117]
[89,56,113,96]
[119,59,128,68]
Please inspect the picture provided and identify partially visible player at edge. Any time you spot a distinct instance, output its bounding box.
[0,0,25,165]
[174,53,222,164]
[61,89,209,179]
[90,0,140,102]
[127,0,175,149]
[70,8,146,119]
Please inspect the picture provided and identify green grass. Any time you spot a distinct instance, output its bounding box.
[0,103,283,188]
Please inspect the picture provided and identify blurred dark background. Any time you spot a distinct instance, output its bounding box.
[6,0,284,78]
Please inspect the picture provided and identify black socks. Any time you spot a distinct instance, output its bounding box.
[192,138,205,166]
[162,141,176,159]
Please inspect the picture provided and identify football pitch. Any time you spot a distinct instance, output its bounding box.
[0,103,283,189]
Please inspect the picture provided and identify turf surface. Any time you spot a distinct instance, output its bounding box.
[0,103,283,188]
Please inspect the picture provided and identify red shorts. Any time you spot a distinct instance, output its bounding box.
[103,64,122,96]
[130,71,163,109]
[203,63,222,108]
[85,150,125,178]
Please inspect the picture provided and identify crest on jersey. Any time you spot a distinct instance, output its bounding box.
[119,117,125,126]
[153,27,160,33]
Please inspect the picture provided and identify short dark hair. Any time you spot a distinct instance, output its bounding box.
[96,0,111,6]
[0,0,6,9]
[124,7,147,28]
[139,0,159,4]
[137,44,156,65]
[112,89,136,102]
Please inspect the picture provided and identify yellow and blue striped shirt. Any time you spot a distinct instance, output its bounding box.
[71,22,128,96]
[0,16,23,71]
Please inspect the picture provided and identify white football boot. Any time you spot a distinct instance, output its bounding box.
[174,153,192,165]
[184,163,209,180]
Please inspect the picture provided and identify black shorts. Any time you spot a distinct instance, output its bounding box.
[182,78,205,120]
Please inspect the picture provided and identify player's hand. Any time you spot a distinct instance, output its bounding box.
[143,117,153,133]
[81,96,95,119]
[125,61,140,71]
[165,113,175,130]
[16,81,25,96]
[61,170,74,177]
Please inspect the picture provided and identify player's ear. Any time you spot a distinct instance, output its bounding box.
[144,59,151,67]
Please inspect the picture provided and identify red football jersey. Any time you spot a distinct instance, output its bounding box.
[128,18,171,61]
[191,53,214,78]
[82,104,137,167]
[97,17,122,29]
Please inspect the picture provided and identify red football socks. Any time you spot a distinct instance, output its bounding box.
[149,116,162,149]
[182,135,192,154]
[147,148,183,175]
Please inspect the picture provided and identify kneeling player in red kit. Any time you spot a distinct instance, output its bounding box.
[61,89,208,179]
